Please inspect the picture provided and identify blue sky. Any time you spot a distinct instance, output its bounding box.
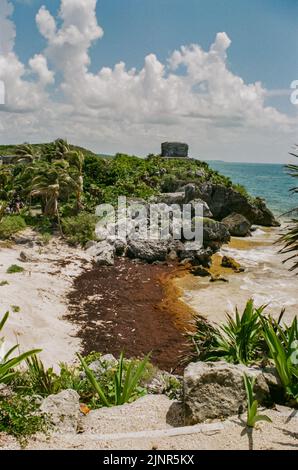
[0,0,297,162]
[13,0,298,93]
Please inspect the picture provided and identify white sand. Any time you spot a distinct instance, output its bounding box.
[0,395,297,450]
[0,230,91,367]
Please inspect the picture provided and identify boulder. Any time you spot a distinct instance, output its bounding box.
[189,199,213,218]
[184,184,197,203]
[40,389,81,433]
[190,266,210,277]
[82,354,118,379]
[127,239,169,263]
[152,193,185,206]
[202,218,230,248]
[221,256,244,272]
[86,240,114,266]
[177,243,212,267]
[184,361,270,424]
[198,183,280,227]
[222,213,251,237]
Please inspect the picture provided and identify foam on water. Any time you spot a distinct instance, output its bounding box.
[180,227,298,325]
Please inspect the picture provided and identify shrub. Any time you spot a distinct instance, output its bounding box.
[78,352,149,407]
[0,215,26,239]
[7,264,24,274]
[62,212,97,246]
[191,299,266,365]
[0,395,48,447]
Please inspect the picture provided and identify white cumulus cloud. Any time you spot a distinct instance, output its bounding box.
[0,0,296,162]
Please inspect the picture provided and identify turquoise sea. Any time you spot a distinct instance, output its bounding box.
[208,161,297,217]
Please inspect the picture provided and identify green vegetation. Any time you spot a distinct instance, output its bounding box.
[279,145,298,271]
[61,212,97,246]
[191,300,298,404]
[0,395,48,447]
[11,305,20,313]
[191,299,266,365]
[261,316,298,401]
[243,374,271,428]
[0,281,9,287]
[0,312,40,384]
[78,352,149,407]
[0,139,249,245]
[6,264,24,274]
[0,215,26,239]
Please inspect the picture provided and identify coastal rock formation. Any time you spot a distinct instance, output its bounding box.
[127,239,169,262]
[222,212,251,237]
[202,218,230,249]
[197,183,280,226]
[40,390,81,433]
[189,199,213,218]
[184,361,270,424]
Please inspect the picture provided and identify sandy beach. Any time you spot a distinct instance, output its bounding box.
[0,230,91,367]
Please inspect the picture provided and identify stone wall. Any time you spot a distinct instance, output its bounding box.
[161,142,189,158]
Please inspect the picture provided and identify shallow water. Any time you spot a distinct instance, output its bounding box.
[177,226,298,325]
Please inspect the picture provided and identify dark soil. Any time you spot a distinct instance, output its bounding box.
[67,258,194,372]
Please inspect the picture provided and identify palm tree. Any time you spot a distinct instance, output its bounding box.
[20,160,76,219]
[64,149,84,212]
[279,146,298,272]
[15,143,40,163]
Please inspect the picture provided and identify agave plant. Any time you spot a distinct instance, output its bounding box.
[0,312,41,384]
[279,146,298,272]
[260,315,298,401]
[78,352,149,407]
[243,374,271,428]
[195,299,266,365]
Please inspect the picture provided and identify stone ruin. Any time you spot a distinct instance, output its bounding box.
[161,142,189,158]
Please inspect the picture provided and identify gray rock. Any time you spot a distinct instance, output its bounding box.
[127,239,169,263]
[86,354,118,378]
[0,384,14,398]
[201,218,230,252]
[84,240,97,250]
[11,235,34,246]
[184,361,270,424]
[184,184,197,203]
[153,193,185,206]
[114,238,127,256]
[222,212,251,237]
[86,241,115,266]
[198,183,280,227]
[189,198,213,218]
[40,389,80,433]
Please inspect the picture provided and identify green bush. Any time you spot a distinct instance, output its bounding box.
[191,299,266,365]
[0,216,26,239]
[7,264,24,274]
[0,395,48,446]
[62,212,97,246]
